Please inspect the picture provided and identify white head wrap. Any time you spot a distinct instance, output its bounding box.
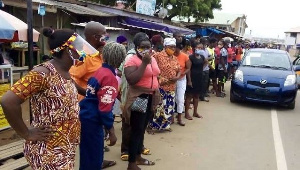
[164,38,176,46]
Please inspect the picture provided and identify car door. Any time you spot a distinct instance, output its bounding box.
[293,57,300,87]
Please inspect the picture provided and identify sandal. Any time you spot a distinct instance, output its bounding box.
[102,160,116,169]
[121,153,129,161]
[193,113,203,119]
[142,148,151,155]
[185,115,193,120]
[177,120,185,126]
[216,93,225,98]
[137,158,155,166]
[104,146,110,152]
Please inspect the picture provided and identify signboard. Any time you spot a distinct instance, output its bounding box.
[0,84,11,131]
[136,0,156,16]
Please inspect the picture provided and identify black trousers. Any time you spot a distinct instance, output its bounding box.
[128,94,153,163]
[200,70,210,99]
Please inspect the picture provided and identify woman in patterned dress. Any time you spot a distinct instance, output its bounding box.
[149,38,181,131]
[0,28,95,169]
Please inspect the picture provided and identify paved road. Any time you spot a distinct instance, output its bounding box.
[74,83,299,170]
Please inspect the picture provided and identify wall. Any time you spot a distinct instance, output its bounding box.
[231,18,246,36]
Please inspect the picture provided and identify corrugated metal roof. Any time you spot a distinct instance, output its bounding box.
[71,22,129,31]
[285,26,300,33]
[32,0,115,17]
[172,12,245,25]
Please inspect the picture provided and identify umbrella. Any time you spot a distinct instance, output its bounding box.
[0,9,39,42]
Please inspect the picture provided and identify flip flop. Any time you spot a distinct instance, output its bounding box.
[102,160,116,169]
[137,159,155,166]
[104,146,110,152]
[121,153,129,161]
[185,116,193,120]
[177,120,185,126]
[193,113,203,119]
[142,148,151,155]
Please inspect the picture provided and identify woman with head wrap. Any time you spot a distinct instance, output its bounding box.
[117,35,128,50]
[0,27,95,169]
[123,32,161,170]
[151,34,164,52]
[148,37,181,131]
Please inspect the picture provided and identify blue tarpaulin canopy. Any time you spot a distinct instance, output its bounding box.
[120,17,195,35]
[195,27,225,37]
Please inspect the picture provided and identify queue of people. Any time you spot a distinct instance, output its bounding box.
[0,21,250,170]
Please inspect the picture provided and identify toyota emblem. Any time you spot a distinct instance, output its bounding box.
[260,79,268,85]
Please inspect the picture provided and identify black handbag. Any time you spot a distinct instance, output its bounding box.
[131,96,149,113]
[131,62,154,113]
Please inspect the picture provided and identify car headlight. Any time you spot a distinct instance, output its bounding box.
[284,75,296,86]
[234,70,243,82]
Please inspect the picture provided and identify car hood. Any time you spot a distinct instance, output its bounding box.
[239,67,292,79]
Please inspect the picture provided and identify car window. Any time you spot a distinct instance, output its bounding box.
[294,58,300,65]
[242,51,291,70]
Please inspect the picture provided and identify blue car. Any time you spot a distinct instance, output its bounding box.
[230,49,300,109]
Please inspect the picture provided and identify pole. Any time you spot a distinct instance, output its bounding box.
[41,15,44,55]
[27,0,33,123]
[27,0,33,70]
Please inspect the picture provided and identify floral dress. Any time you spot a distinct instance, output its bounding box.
[149,51,180,131]
[11,62,80,170]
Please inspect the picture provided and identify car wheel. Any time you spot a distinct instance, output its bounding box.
[287,100,295,110]
[230,89,237,103]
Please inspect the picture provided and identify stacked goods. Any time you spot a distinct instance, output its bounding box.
[0,83,11,131]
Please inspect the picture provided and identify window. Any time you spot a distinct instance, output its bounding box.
[291,33,297,37]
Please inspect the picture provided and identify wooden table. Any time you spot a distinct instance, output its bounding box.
[14,47,40,67]
[2,46,40,67]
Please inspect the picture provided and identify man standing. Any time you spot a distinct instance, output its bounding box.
[200,37,213,102]
[69,21,116,169]
[207,38,218,94]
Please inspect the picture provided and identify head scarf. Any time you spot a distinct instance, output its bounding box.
[164,37,176,46]
[116,35,127,44]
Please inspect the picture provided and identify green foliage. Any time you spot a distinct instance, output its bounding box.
[88,0,222,21]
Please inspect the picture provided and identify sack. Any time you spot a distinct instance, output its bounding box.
[131,96,149,113]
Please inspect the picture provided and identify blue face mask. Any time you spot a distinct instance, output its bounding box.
[195,49,205,56]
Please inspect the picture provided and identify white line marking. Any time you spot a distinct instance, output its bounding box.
[271,109,288,170]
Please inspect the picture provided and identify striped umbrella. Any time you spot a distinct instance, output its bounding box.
[0,9,39,42]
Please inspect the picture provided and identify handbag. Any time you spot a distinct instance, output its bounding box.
[131,96,149,113]
[131,60,154,113]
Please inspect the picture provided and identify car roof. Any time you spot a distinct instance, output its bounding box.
[247,48,287,54]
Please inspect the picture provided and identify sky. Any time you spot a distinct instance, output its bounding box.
[218,0,300,39]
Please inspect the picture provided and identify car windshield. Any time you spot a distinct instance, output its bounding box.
[241,51,291,70]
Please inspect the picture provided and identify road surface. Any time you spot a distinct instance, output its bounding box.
[73,83,300,170]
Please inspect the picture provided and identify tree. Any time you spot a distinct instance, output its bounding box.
[88,0,222,22]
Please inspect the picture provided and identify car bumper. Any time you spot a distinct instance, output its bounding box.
[231,80,297,104]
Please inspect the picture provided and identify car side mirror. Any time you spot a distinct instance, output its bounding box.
[232,61,238,66]
[293,65,300,72]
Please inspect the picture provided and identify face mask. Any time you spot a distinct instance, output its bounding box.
[165,48,175,56]
[195,49,205,56]
[157,45,164,51]
[76,50,87,61]
[137,48,151,56]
